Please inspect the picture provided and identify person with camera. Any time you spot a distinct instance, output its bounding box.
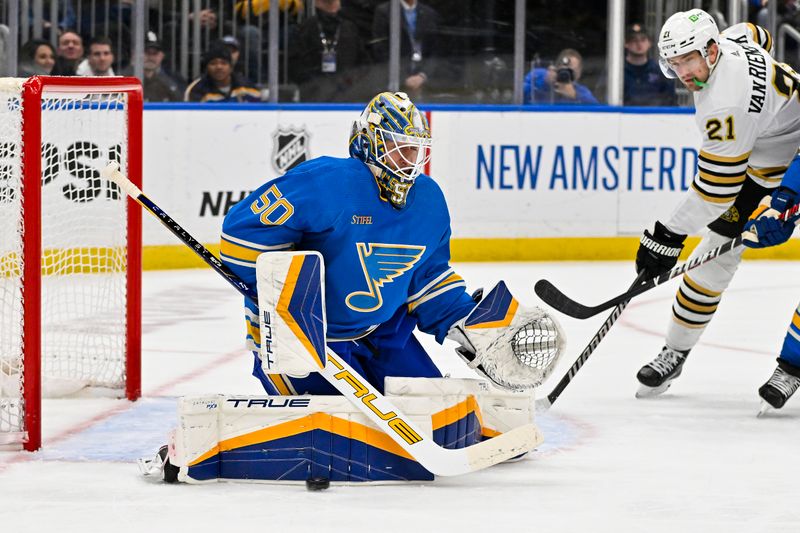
[524,48,598,105]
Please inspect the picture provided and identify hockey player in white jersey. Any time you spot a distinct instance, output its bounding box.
[634,9,800,397]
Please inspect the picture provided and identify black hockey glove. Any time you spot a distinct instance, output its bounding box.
[635,221,687,278]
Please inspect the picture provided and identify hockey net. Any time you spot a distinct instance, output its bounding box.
[0,77,142,451]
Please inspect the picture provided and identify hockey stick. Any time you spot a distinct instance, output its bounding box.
[535,204,800,320]
[103,163,541,477]
[535,273,646,412]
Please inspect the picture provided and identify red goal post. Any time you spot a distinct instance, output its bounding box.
[0,76,142,451]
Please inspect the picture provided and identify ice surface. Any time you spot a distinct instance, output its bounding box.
[1,262,799,533]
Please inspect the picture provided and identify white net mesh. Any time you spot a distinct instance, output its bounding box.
[0,80,130,446]
[0,80,25,444]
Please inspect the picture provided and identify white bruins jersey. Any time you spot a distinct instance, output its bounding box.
[665,23,800,235]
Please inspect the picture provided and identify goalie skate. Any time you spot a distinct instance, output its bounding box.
[635,346,689,398]
[138,444,179,483]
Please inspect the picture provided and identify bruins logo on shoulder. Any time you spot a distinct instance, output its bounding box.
[719,206,740,223]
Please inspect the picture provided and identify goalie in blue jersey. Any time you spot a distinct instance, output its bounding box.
[220,91,566,397]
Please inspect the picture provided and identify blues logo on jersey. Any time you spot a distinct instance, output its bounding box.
[347,243,426,312]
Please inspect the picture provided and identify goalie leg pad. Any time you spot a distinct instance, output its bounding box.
[169,395,432,483]
[384,377,536,442]
[165,378,536,483]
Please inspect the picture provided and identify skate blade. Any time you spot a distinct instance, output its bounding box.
[635,381,671,399]
[757,400,772,418]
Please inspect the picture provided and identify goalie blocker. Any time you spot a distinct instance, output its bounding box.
[141,377,540,484]
[255,251,327,376]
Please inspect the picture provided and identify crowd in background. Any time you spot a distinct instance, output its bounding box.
[9,0,800,105]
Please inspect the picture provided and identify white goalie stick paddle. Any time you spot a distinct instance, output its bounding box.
[535,203,800,320]
[102,162,542,476]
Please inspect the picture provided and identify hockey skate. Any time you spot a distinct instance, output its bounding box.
[138,444,179,483]
[635,346,689,398]
[757,366,800,416]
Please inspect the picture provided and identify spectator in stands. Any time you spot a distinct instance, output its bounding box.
[523,48,598,105]
[289,0,367,102]
[372,0,439,98]
[140,33,185,102]
[185,43,262,102]
[623,23,676,107]
[222,35,246,78]
[18,39,56,77]
[76,36,115,76]
[51,29,83,76]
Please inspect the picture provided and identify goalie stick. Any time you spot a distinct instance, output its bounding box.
[536,273,645,411]
[535,204,800,320]
[102,163,541,477]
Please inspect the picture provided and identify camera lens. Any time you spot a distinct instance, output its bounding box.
[556,68,573,83]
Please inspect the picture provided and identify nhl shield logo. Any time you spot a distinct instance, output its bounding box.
[272,127,309,173]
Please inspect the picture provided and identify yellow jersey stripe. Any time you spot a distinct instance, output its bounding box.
[698,150,751,164]
[748,167,786,182]
[749,166,787,177]
[407,281,466,313]
[746,22,757,41]
[433,273,463,290]
[698,170,746,185]
[220,238,263,263]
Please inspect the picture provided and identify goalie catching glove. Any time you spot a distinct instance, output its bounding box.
[446,281,566,390]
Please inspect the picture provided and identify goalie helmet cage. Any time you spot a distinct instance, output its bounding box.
[0,76,142,451]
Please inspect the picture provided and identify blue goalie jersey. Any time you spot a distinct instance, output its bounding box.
[220,156,476,345]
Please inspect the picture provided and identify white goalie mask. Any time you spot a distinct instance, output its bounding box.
[657,8,720,79]
[348,91,432,209]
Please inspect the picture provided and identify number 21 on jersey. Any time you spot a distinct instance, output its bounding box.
[706,115,735,141]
